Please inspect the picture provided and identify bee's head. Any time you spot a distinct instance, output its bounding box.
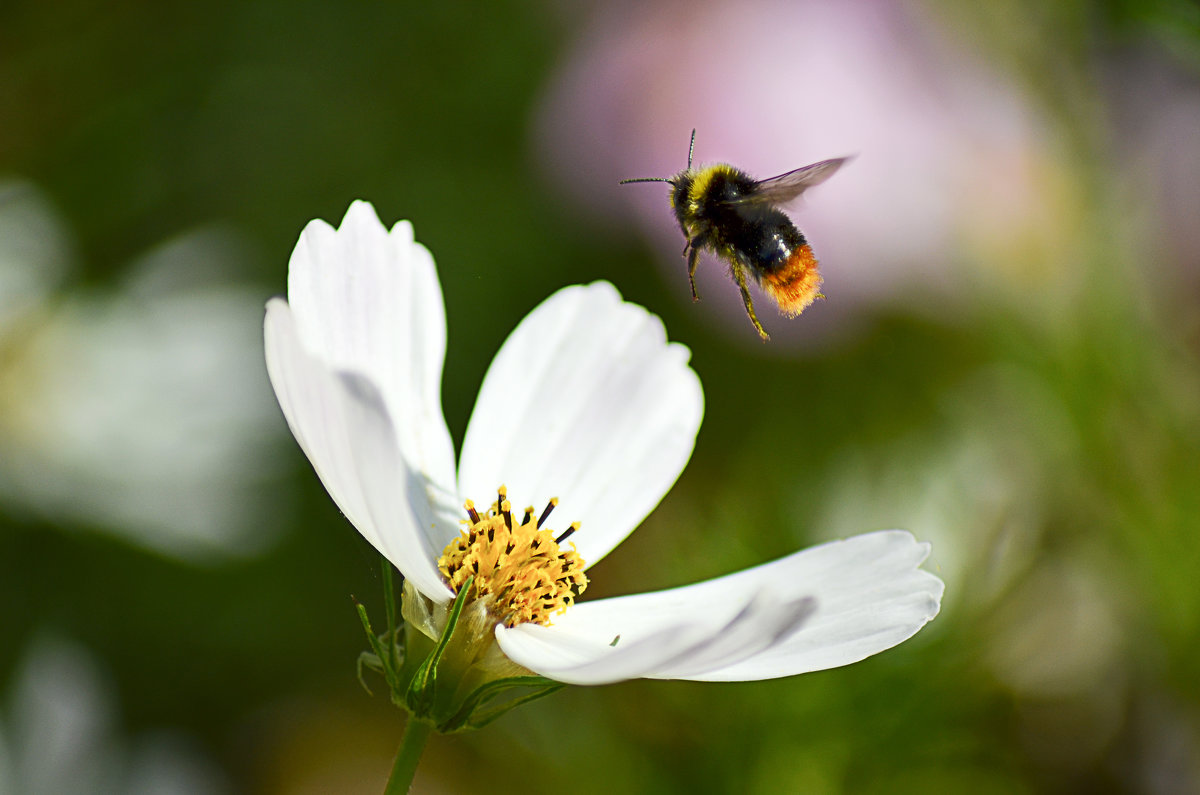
[669,172,692,210]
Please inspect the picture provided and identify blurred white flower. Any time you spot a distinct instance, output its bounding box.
[535,0,1073,345]
[812,364,1075,603]
[984,558,1124,698]
[0,180,287,560]
[0,182,70,334]
[0,635,226,795]
[264,201,943,687]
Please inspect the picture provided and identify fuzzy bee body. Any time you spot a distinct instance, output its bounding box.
[622,132,847,340]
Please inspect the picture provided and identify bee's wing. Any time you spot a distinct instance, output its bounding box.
[733,157,850,206]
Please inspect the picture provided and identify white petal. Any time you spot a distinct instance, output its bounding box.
[286,201,459,545]
[496,530,941,683]
[650,593,816,679]
[498,621,704,685]
[685,530,944,681]
[264,300,453,602]
[457,282,703,567]
[496,591,815,686]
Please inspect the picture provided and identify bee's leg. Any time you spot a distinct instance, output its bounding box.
[730,262,769,341]
[686,243,701,301]
[684,232,712,301]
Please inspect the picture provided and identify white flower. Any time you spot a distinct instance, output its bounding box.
[264,201,943,688]
[0,635,224,795]
[0,180,286,560]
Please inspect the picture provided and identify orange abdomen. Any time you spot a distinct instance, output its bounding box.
[761,244,823,317]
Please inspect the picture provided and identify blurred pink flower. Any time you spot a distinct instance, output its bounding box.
[535,0,1064,346]
[1106,47,1200,297]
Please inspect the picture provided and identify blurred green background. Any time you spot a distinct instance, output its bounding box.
[2,0,1200,792]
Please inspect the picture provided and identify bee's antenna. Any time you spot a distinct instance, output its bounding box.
[618,176,673,185]
[688,129,696,169]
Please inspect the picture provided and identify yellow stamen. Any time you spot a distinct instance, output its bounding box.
[438,486,588,628]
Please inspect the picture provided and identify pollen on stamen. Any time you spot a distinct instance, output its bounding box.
[438,487,588,628]
[556,522,580,544]
[537,497,559,528]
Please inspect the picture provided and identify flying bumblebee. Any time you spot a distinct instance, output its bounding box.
[621,130,849,340]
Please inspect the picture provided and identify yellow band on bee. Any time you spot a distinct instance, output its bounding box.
[687,164,740,208]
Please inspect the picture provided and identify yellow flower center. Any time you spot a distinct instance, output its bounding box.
[437,485,588,628]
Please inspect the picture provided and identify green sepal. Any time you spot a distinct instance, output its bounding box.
[438,675,564,733]
[405,575,474,718]
[403,655,434,715]
[356,651,382,696]
[360,570,567,731]
[354,598,397,685]
[465,683,565,731]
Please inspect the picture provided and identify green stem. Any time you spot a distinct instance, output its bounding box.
[384,718,433,794]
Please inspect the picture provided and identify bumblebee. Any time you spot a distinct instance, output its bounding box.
[621,130,848,340]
